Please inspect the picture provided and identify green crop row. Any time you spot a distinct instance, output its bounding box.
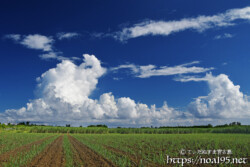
[0,132,249,166]
[1,135,59,167]
[63,135,74,167]
[0,132,54,154]
[72,135,134,167]
[2,124,250,134]
[72,133,250,166]
[28,125,250,134]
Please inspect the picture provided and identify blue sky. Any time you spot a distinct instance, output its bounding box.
[1,0,250,126]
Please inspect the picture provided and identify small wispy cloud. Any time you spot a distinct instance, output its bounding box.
[4,34,21,41]
[112,6,250,41]
[4,34,54,51]
[113,77,122,81]
[57,32,80,40]
[39,52,80,61]
[112,61,214,78]
[174,75,209,82]
[91,32,106,39]
[39,52,67,61]
[222,62,228,66]
[21,34,54,51]
[111,64,139,74]
[214,33,234,40]
[4,33,81,61]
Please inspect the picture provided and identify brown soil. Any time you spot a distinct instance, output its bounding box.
[68,135,115,167]
[0,136,53,165]
[27,135,65,167]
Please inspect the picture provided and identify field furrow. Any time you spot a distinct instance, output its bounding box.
[0,135,53,165]
[68,135,115,167]
[27,135,65,167]
[0,133,53,154]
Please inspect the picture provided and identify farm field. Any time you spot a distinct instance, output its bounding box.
[0,132,249,166]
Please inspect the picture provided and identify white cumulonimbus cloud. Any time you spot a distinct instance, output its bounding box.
[112,61,214,78]
[0,54,188,126]
[176,73,250,119]
[114,6,250,41]
[1,54,250,126]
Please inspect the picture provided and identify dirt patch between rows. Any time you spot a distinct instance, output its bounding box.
[27,135,65,167]
[68,135,115,167]
[0,135,53,165]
